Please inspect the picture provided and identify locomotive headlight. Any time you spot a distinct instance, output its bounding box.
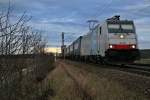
[120,34,124,39]
[109,45,113,48]
[131,45,136,49]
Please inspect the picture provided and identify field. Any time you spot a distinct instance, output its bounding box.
[1,54,150,100]
[140,49,150,59]
[135,49,150,64]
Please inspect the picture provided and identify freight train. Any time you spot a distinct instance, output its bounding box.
[65,16,140,64]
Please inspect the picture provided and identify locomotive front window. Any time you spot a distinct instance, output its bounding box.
[121,24,133,30]
[108,24,119,29]
[108,24,135,33]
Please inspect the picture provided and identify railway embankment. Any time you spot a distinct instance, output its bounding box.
[47,60,150,100]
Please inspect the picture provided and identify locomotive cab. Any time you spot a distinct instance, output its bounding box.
[105,16,140,62]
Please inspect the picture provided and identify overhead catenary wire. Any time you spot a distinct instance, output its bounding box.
[91,0,114,20]
[92,0,150,20]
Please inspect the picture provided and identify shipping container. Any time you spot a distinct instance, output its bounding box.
[70,43,74,55]
[73,36,82,55]
[80,33,92,56]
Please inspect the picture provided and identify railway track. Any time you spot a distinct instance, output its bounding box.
[66,60,150,77]
[96,63,150,77]
[86,61,150,77]
[119,64,150,77]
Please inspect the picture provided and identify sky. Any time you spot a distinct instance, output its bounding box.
[0,0,150,49]
[45,47,61,53]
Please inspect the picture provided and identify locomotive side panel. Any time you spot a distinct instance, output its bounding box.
[99,22,109,57]
[89,23,108,57]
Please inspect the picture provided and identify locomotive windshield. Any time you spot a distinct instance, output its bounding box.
[107,21,135,33]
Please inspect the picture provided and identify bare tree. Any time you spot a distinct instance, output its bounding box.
[0,4,51,100]
[0,5,47,55]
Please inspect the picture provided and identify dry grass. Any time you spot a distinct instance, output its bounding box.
[65,62,148,100]
[47,60,148,100]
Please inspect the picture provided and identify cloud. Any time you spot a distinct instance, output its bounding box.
[123,3,150,10]
[0,0,150,48]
